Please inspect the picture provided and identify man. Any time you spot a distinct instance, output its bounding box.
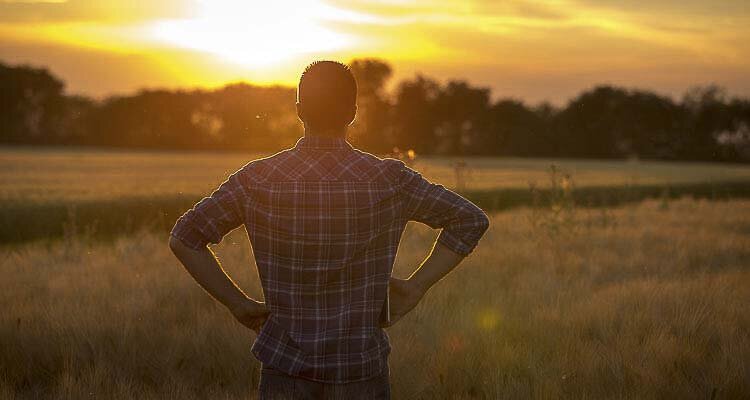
[169,60,489,399]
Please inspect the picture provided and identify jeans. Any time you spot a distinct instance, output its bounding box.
[258,365,391,400]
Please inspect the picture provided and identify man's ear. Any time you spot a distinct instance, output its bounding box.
[346,105,357,126]
[296,102,304,123]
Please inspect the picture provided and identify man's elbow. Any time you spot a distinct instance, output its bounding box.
[474,210,490,238]
[168,235,183,254]
[169,235,201,257]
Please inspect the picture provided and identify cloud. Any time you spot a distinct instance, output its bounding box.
[572,0,749,18]
[0,1,68,3]
[0,0,191,23]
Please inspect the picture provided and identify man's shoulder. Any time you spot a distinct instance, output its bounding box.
[346,148,408,182]
[231,148,298,182]
[348,147,401,165]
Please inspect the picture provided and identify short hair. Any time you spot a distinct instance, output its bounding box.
[298,61,357,130]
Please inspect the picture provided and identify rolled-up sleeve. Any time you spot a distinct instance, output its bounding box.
[397,163,490,256]
[170,172,247,250]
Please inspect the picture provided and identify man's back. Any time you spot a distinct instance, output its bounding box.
[171,135,489,383]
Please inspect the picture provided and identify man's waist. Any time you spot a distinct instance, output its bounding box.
[251,320,391,383]
[257,318,389,353]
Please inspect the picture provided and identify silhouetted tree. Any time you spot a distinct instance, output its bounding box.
[84,89,200,149]
[714,98,750,161]
[0,62,66,144]
[348,59,393,153]
[208,83,298,151]
[554,86,628,158]
[484,99,553,156]
[81,84,298,151]
[392,74,441,153]
[677,85,736,160]
[57,95,95,145]
[433,80,490,155]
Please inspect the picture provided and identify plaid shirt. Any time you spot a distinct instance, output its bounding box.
[171,135,489,383]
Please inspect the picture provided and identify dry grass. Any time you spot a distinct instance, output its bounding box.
[3,146,750,203]
[2,198,749,399]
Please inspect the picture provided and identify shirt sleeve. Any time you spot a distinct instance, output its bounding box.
[396,163,490,256]
[170,172,247,250]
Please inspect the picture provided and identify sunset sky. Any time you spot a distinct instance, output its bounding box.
[1,0,748,104]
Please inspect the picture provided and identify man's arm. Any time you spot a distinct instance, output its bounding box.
[384,163,490,326]
[169,237,268,331]
[169,171,267,332]
[386,242,465,326]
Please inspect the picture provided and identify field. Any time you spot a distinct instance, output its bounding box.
[2,199,749,399]
[3,146,750,245]
[3,147,750,202]
[2,147,750,399]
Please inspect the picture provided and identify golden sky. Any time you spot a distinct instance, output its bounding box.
[1,0,748,103]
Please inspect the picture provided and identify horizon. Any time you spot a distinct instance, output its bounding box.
[1,0,749,104]
[7,56,746,107]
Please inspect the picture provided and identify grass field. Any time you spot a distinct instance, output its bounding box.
[2,199,749,399]
[2,147,750,398]
[4,146,750,245]
[3,146,750,202]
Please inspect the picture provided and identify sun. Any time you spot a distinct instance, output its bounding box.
[149,0,359,68]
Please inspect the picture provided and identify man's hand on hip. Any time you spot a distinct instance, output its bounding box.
[384,277,428,327]
[230,299,270,333]
[383,243,467,328]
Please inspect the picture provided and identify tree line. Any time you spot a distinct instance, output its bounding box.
[2,59,749,162]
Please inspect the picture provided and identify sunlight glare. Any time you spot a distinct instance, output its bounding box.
[149,0,359,68]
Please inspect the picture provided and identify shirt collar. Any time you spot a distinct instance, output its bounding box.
[295,135,353,151]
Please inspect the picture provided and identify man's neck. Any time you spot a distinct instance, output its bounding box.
[304,127,348,138]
